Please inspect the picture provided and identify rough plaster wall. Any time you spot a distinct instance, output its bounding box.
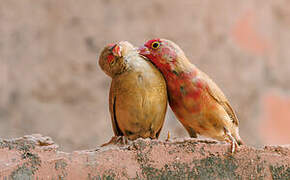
[0,135,289,179]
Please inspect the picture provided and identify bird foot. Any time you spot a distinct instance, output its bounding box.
[229,138,238,154]
[224,128,239,153]
[101,136,130,147]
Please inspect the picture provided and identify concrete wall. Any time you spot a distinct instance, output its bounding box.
[1,1,290,151]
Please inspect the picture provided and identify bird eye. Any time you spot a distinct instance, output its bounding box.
[151,42,160,49]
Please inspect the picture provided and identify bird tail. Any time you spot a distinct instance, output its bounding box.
[236,138,244,145]
[233,133,244,145]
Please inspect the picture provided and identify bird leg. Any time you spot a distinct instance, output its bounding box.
[166,131,171,141]
[224,128,238,153]
[120,136,129,145]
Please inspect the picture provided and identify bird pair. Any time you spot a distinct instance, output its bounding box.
[98,39,244,153]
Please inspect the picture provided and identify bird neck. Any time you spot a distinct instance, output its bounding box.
[110,57,130,77]
[161,56,197,82]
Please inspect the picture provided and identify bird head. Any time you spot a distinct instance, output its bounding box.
[138,39,191,76]
[98,41,134,77]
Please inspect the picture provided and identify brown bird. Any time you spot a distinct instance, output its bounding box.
[139,39,244,152]
[99,41,167,145]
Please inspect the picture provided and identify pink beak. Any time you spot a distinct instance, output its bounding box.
[138,46,150,56]
[109,43,122,57]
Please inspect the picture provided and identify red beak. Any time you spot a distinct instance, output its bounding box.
[138,46,150,56]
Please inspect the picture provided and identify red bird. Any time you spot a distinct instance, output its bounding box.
[139,39,244,152]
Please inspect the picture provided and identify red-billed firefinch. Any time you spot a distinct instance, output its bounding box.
[139,39,243,152]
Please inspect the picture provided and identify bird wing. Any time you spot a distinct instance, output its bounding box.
[109,85,123,136]
[200,72,239,126]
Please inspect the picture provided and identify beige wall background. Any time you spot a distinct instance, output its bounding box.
[1,0,290,151]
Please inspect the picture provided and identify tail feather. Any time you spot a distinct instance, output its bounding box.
[237,139,244,145]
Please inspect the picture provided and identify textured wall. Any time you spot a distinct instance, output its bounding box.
[1,1,290,151]
[0,135,289,179]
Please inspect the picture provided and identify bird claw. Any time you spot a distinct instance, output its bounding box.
[230,139,238,153]
[224,128,239,154]
[101,136,130,147]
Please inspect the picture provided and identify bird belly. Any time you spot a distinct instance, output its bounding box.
[112,70,167,140]
[170,95,229,141]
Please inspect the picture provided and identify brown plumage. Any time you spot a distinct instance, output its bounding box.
[99,41,167,145]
